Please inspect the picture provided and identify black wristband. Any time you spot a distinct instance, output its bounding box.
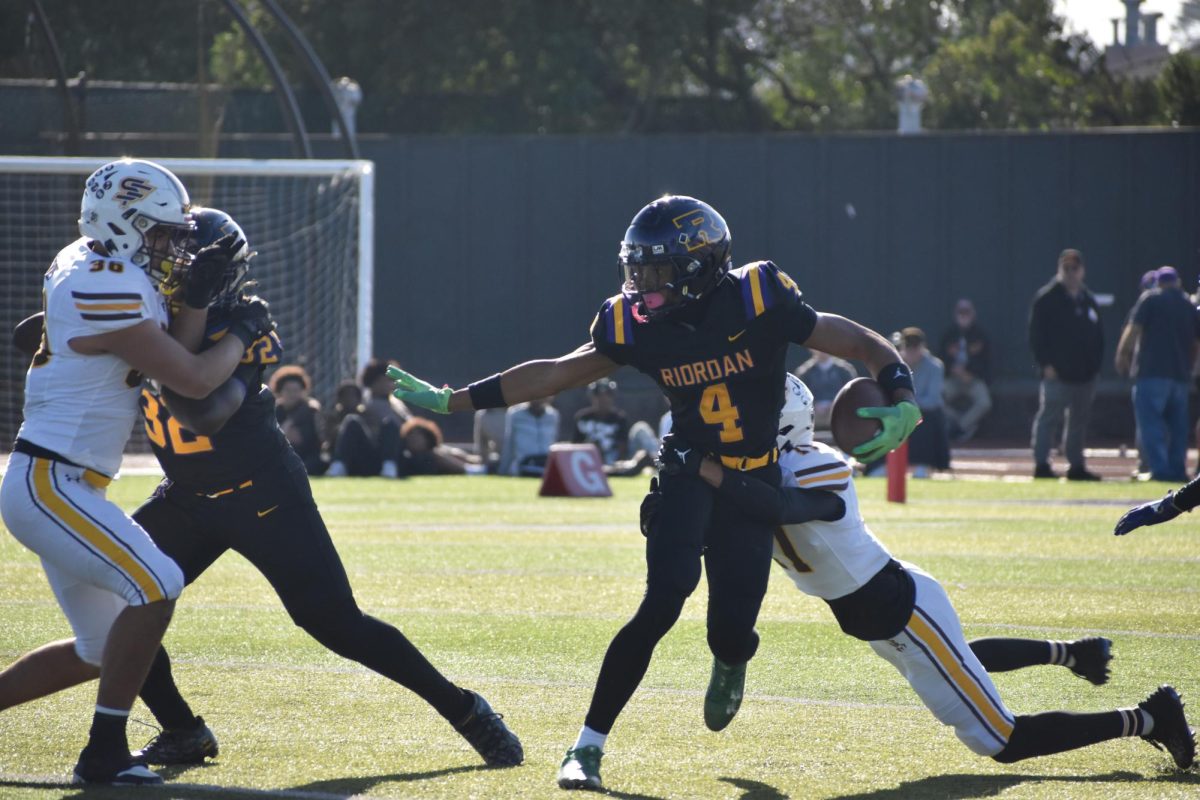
[876,362,914,395]
[468,374,506,409]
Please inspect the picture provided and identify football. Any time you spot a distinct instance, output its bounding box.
[12,311,43,356]
[830,377,889,454]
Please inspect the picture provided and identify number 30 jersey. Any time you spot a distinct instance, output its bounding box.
[591,261,817,460]
[139,311,286,488]
[18,238,168,477]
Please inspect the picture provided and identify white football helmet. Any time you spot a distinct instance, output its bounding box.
[78,159,194,290]
[778,373,815,451]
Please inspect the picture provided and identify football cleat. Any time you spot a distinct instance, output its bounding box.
[557,745,603,791]
[133,716,219,765]
[1067,637,1112,686]
[454,691,523,767]
[704,657,747,732]
[1139,685,1196,770]
[72,750,162,785]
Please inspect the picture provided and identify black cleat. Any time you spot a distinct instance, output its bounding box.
[1067,637,1112,686]
[1139,685,1196,770]
[73,750,162,785]
[454,690,523,767]
[133,716,219,765]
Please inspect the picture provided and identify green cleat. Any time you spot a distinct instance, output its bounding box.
[557,745,603,791]
[704,657,747,731]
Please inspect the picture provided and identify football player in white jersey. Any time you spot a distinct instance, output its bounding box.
[0,158,272,785]
[648,374,1195,773]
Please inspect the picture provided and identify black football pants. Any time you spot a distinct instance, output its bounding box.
[584,464,779,734]
[132,453,469,722]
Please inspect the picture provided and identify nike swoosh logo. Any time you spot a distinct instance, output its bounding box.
[728,329,746,342]
[256,505,279,518]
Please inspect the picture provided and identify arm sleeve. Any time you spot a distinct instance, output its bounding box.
[589,298,634,366]
[56,267,159,340]
[754,262,818,344]
[716,469,845,525]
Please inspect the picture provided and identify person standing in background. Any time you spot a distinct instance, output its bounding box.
[1028,249,1104,481]
[1115,266,1200,483]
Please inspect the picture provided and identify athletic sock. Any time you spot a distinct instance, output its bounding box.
[572,725,607,752]
[87,706,130,756]
[998,709,1149,762]
[969,638,1061,672]
[1049,640,1076,669]
[138,648,198,730]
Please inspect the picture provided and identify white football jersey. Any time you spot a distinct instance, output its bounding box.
[772,440,893,599]
[17,238,168,476]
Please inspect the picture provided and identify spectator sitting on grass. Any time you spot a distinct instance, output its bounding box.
[271,365,327,476]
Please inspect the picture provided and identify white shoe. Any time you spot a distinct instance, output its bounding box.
[325,461,348,477]
[380,460,399,478]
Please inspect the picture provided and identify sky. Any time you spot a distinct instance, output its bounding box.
[1057,0,1186,49]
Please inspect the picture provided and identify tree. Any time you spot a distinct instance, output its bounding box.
[1160,51,1200,126]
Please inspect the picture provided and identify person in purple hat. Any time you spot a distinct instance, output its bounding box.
[1116,266,1200,482]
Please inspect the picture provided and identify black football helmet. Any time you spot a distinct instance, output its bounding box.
[182,207,254,308]
[619,195,732,319]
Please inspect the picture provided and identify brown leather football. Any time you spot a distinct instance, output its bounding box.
[830,377,889,453]
[12,312,44,356]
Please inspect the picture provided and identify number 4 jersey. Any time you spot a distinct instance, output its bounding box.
[591,261,818,460]
[139,312,286,488]
[18,238,168,477]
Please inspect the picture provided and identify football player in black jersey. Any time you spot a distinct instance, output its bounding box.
[388,194,921,791]
[5,208,523,770]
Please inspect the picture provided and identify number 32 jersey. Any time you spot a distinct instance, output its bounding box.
[18,238,168,476]
[591,261,817,459]
[140,313,286,488]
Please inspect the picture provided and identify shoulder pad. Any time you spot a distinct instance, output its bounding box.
[592,294,637,346]
[729,261,803,320]
[781,442,852,491]
[62,260,153,324]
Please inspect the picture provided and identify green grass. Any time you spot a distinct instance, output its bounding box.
[0,474,1197,799]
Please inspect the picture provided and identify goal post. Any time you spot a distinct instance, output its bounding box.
[0,156,374,453]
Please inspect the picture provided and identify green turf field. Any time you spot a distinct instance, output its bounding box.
[0,474,1196,799]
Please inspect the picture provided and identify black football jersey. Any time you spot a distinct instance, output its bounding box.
[591,261,817,459]
[139,312,287,487]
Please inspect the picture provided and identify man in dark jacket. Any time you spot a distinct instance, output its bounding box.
[1114,266,1200,483]
[1028,249,1104,480]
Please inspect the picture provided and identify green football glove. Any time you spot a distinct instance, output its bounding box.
[852,400,922,463]
[387,365,452,414]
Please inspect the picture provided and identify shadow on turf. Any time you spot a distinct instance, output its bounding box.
[2,763,494,799]
[721,776,791,798]
[826,769,1199,799]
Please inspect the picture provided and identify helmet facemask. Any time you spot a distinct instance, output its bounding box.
[139,217,197,295]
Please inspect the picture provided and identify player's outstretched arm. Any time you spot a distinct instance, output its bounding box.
[161,377,249,436]
[694,456,845,525]
[71,301,272,399]
[804,313,920,461]
[391,343,618,414]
